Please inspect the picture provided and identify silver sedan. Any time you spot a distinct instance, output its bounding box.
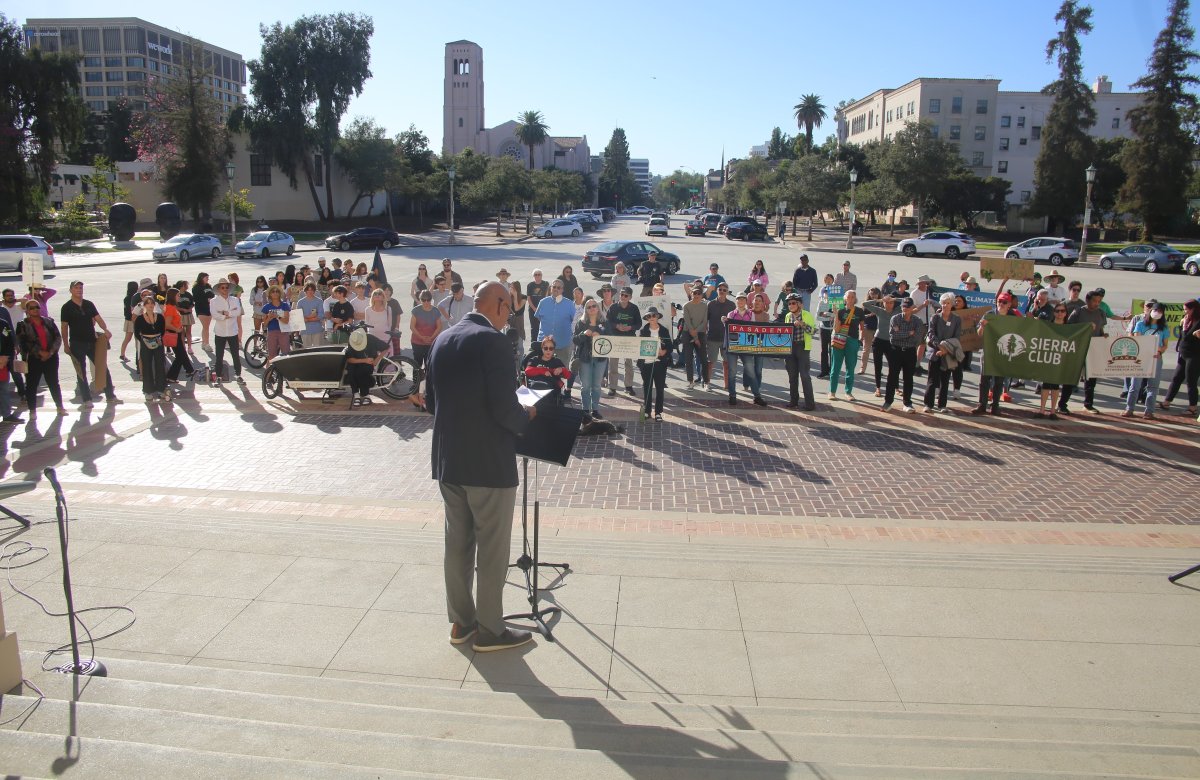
[152,234,222,262]
[1097,244,1186,273]
[235,231,295,259]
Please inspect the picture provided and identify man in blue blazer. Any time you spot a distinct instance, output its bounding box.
[427,281,536,653]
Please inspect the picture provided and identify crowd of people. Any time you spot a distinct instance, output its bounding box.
[7,250,1197,425]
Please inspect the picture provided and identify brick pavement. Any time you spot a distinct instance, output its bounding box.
[31,395,1199,527]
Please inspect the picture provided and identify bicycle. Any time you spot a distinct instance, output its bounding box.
[243,328,303,369]
[260,323,420,402]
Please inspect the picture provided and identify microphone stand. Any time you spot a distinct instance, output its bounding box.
[44,468,106,677]
[503,457,569,641]
[1169,563,1200,583]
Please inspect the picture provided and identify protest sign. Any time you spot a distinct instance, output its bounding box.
[932,285,1028,312]
[1133,299,1185,346]
[1084,334,1159,378]
[636,293,673,322]
[980,256,1034,282]
[21,255,43,290]
[954,306,990,352]
[981,316,1092,384]
[727,323,793,355]
[590,335,662,361]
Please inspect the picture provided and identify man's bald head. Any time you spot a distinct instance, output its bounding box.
[474,280,512,330]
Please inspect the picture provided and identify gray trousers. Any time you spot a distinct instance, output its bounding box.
[607,357,635,388]
[440,481,517,636]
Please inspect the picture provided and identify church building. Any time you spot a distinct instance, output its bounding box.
[443,41,590,173]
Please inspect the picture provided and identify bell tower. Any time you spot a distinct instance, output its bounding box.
[443,41,485,156]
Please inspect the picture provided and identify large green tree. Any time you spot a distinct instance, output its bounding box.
[597,128,642,209]
[874,122,958,233]
[1027,1,1097,233]
[514,110,549,170]
[793,94,827,152]
[460,155,533,236]
[1120,0,1199,239]
[780,155,842,240]
[336,117,396,217]
[654,170,704,207]
[245,13,374,220]
[931,170,1012,229]
[767,127,794,160]
[135,42,232,225]
[0,14,85,229]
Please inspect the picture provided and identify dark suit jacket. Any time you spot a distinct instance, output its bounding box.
[0,308,14,360]
[427,312,529,487]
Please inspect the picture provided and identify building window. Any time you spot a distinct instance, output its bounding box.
[976,99,988,114]
[83,56,101,67]
[886,110,892,122]
[250,154,272,186]
[1020,190,1031,203]
[951,96,963,114]
[102,27,121,52]
[851,115,866,134]
[999,138,1010,151]
[1000,115,1011,128]
[972,151,985,166]
[61,29,78,50]
[82,28,100,53]
[908,101,914,115]
[1112,117,1120,129]
[86,100,105,111]
[123,27,144,54]
[1031,126,1042,140]
[126,56,144,67]
[105,56,122,67]
[105,86,124,97]
[997,161,1008,173]
[105,71,122,81]
[84,71,103,82]
[949,125,961,140]
[930,125,940,139]
[126,71,144,81]
[313,154,324,187]
[929,98,941,114]
[1017,116,1026,127]
[974,126,986,141]
[458,117,463,128]
[1019,138,1028,146]
[85,86,103,96]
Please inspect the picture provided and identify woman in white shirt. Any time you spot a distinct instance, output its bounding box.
[363,289,393,354]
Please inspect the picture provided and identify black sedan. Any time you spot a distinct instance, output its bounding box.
[725,221,768,241]
[582,240,681,279]
[567,213,601,231]
[684,220,709,236]
[325,227,401,251]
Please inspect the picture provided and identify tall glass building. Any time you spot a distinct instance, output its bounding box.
[22,17,245,115]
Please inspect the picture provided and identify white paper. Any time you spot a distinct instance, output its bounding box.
[516,385,551,408]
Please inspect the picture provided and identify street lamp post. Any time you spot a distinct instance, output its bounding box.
[1080,164,1097,264]
[448,165,456,246]
[845,168,858,250]
[225,162,236,249]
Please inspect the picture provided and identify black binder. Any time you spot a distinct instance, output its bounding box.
[515,391,583,467]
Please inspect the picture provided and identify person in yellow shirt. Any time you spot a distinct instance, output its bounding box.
[784,293,817,410]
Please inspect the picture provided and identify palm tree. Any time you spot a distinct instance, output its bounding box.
[793,94,828,151]
[514,110,550,170]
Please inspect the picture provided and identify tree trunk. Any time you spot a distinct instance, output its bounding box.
[346,193,365,218]
[301,156,326,221]
[323,142,335,220]
[806,215,813,242]
[889,207,897,237]
[386,189,395,232]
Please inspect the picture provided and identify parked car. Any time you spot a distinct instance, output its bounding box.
[699,213,722,231]
[152,233,222,262]
[646,218,669,237]
[725,221,768,241]
[600,207,616,222]
[535,219,582,239]
[567,213,600,231]
[582,240,681,278]
[234,230,295,259]
[896,231,976,258]
[684,220,709,236]
[0,235,55,271]
[1097,244,1186,273]
[1185,252,1200,276]
[1004,237,1078,266]
[716,214,757,234]
[649,212,670,224]
[626,206,653,215]
[324,227,401,251]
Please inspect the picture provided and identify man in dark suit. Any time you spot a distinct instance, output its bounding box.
[427,281,536,652]
[0,306,19,423]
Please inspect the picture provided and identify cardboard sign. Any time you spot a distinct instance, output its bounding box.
[590,335,662,361]
[727,323,793,355]
[635,293,674,322]
[980,256,1034,282]
[21,255,44,290]
[1084,334,1159,378]
[954,306,991,353]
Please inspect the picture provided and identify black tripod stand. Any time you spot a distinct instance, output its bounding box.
[1169,563,1200,583]
[503,457,569,641]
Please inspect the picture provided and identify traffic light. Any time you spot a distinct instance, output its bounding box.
[670,180,676,186]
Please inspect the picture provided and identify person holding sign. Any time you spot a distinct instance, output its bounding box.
[572,300,609,421]
[1062,290,1108,414]
[883,297,926,412]
[816,274,838,378]
[637,307,672,421]
[59,280,117,408]
[606,287,640,396]
[784,294,816,410]
[1033,303,1070,418]
[1121,303,1169,419]
[828,290,865,401]
[972,292,1017,416]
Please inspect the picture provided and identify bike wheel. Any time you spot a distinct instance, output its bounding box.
[375,354,418,399]
[262,366,283,399]
[242,332,267,369]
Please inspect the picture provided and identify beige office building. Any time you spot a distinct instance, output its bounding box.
[22,17,245,116]
[837,76,1143,214]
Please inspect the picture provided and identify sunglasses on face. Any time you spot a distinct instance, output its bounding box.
[542,346,554,351]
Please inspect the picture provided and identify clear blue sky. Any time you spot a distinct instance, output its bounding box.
[9,0,1189,178]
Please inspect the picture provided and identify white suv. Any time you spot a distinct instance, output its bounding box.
[0,235,56,271]
[897,231,975,259]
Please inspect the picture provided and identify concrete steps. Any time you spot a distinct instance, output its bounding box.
[2,654,1197,778]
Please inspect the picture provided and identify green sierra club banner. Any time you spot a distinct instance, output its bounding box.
[981,316,1093,384]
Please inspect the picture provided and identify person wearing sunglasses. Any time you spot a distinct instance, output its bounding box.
[637,306,672,421]
[1033,303,1071,419]
[521,336,570,395]
[15,298,66,414]
[210,278,245,383]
